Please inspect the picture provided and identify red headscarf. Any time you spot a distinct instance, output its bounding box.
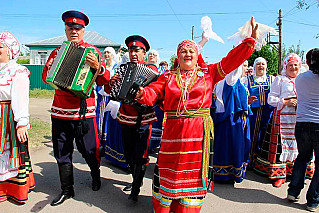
[173,39,208,71]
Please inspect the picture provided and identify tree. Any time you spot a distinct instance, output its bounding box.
[16,59,30,64]
[248,45,279,75]
[296,0,319,9]
[282,41,305,62]
[169,54,177,70]
[296,0,319,38]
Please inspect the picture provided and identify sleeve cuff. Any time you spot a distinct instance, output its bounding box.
[16,118,30,129]
[98,66,106,75]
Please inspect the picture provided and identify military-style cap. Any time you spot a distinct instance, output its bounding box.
[62,10,89,29]
[125,35,150,52]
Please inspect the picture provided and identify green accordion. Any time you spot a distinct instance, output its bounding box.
[46,41,100,99]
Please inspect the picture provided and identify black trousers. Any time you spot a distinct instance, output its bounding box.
[51,117,100,171]
[121,123,151,166]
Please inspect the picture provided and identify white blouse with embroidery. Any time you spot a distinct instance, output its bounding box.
[268,75,296,111]
[0,60,30,127]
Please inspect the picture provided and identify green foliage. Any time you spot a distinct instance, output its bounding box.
[120,47,128,57]
[248,45,279,75]
[282,41,305,62]
[29,89,54,99]
[296,0,319,39]
[296,0,318,9]
[17,59,30,64]
[169,54,177,70]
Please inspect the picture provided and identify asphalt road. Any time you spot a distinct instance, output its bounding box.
[0,98,311,213]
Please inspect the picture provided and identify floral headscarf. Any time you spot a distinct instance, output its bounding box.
[0,31,20,60]
[282,53,302,76]
[177,39,199,57]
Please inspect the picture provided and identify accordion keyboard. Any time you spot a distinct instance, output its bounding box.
[55,43,85,88]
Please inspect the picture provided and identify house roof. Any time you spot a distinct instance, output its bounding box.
[24,31,121,48]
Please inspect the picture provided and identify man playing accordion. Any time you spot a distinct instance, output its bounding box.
[42,10,109,206]
[106,35,158,202]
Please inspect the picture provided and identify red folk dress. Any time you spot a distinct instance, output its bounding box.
[137,38,256,201]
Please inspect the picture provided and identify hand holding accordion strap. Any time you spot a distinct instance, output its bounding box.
[76,56,102,137]
[75,98,90,137]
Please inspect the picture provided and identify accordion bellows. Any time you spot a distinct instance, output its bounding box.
[110,62,158,108]
[46,41,100,98]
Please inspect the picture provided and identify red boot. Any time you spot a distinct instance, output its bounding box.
[273,178,286,188]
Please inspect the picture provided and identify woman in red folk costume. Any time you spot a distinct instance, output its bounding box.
[135,17,258,213]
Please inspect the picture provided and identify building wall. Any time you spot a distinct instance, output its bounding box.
[24,64,54,90]
[30,48,54,65]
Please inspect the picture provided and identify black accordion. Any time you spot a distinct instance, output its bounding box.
[46,41,100,99]
[110,62,158,110]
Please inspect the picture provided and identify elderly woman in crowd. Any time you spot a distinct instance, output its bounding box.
[255,53,314,187]
[147,49,167,75]
[146,49,165,154]
[96,47,127,168]
[96,47,118,133]
[136,17,258,213]
[0,31,35,203]
[243,57,274,168]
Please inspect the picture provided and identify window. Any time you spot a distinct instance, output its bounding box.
[37,51,48,65]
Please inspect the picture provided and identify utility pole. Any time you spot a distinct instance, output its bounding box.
[277,9,282,74]
[192,26,194,40]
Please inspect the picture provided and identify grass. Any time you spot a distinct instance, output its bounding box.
[30,89,54,99]
[29,118,51,147]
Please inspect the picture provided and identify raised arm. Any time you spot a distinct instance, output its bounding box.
[210,17,258,83]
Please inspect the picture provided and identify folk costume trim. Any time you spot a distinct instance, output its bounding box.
[51,105,96,119]
[0,102,19,168]
[216,63,226,78]
[248,74,271,106]
[175,67,207,116]
[166,108,213,190]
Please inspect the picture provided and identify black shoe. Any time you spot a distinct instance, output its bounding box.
[91,168,101,191]
[92,178,101,191]
[123,183,132,191]
[128,193,138,202]
[51,192,74,206]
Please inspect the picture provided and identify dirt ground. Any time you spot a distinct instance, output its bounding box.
[0,98,311,213]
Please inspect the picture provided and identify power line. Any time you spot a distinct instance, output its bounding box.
[284,19,319,28]
[283,0,317,18]
[165,0,188,36]
[0,10,276,19]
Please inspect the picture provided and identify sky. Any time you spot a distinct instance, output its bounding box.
[1,0,319,66]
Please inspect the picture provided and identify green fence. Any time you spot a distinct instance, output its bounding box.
[24,65,54,90]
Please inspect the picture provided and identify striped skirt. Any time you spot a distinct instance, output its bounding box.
[254,109,314,179]
[153,162,205,213]
[0,154,35,203]
[0,101,35,203]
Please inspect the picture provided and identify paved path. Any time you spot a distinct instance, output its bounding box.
[0,98,311,212]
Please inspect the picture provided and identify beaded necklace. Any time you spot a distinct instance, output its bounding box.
[175,66,206,116]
